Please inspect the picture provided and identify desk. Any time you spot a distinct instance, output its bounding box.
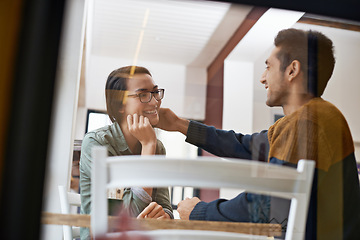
[42,212,282,237]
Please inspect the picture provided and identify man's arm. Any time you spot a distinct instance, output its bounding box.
[186,121,269,160]
[177,193,251,222]
[157,108,269,160]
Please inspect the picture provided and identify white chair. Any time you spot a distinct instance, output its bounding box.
[58,185,81,240]
[106,229,275,240]
[91,146,315,240]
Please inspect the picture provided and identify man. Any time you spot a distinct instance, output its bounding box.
[156,28,360,239]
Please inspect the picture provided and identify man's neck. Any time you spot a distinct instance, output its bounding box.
[282,94,314,115]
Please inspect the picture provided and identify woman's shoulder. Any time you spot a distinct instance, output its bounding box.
[84,123,119,143]
[81,123,119,152]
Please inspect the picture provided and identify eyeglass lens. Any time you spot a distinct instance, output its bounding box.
[139,89,164,103]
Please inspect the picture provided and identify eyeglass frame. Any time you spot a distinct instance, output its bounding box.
[127,88,165,103]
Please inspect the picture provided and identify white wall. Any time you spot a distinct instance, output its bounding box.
[183,66,207,120]
[223,60,254,133]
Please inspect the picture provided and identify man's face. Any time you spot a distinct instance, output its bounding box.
[260,47,289,107]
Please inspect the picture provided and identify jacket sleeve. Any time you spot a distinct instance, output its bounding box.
[185,120,269,161]
[189,159,292,225]
[153,188,174,219]
[189,192,250,222]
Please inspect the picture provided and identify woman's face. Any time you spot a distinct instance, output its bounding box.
[122,73,162,126]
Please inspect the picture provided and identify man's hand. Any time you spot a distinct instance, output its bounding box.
[177,197,201,220]
[137,202,170,219]
[156,108,189,135]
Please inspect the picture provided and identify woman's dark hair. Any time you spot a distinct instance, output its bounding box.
[105,66,151,123]
[274,28,335,97]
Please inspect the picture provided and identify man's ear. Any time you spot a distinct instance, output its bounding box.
[286,60,301,81]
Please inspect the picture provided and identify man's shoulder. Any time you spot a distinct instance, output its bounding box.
[308,98,342,114]
[299,98,346,123]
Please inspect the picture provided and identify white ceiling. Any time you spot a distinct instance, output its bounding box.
[87,0,360,68]
[88,0,253,66]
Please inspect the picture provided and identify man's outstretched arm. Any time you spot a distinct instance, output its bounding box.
[177,193,251,222]
[157,108,268,159]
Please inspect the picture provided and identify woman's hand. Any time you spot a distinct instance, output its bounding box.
[127,113,157,155]
[137,202,170,219]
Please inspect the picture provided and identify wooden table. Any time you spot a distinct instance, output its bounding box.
[42,212,282,237]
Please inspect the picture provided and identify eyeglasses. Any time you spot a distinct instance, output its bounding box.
[127,89,165,103]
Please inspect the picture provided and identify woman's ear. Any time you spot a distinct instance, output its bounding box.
[118,105,125,114]
[286,60,301,81]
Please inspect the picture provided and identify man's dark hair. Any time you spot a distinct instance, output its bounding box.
[105,66,151,123]
[274,28,335,97]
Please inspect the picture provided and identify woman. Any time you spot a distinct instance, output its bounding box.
[80,66,173,240]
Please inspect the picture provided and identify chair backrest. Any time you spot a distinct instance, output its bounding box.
[91,146,315,240]
[58,185,81,240]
